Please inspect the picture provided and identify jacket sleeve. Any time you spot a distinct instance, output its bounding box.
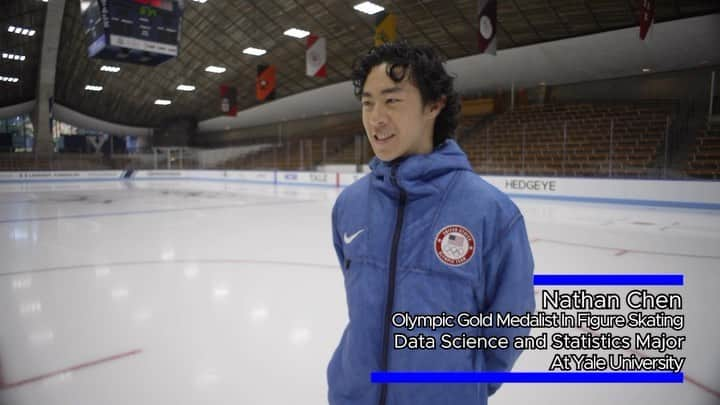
[478,214,535,397]
[331,200,345,269]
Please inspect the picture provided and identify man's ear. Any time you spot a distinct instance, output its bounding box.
[427,95,447,119]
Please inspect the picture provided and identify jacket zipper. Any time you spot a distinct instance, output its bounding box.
[378,165,407,405]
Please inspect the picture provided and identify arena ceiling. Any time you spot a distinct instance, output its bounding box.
[1,0,719,128]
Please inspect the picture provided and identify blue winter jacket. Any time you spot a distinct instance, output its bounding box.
[327,139,535,405]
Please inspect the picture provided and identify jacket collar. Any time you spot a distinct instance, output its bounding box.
[368,139,473,199]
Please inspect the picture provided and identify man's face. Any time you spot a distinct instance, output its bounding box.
[361,63,442,162]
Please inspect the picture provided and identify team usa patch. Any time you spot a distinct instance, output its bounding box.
[435,225,476,266]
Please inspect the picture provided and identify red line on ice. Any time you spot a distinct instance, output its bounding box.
[0,349,142,390]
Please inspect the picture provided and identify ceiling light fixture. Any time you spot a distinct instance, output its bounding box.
[283,28,310,39]
[353,1,384,15]
[176,84,196,91]
[155,99,171,105]
[7,25,35,36]
[242,47,266,56]
[205,65,226,73]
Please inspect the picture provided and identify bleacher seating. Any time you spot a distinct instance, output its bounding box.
[0,153,113,171]
[323,136,370,165]
[686,123,720,179]
[222,120,364,170]
[460,103,671,177]
[0,103,691,179]
[320,114,488,166]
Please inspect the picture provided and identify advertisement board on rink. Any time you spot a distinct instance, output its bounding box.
[224,170,275,184]
[338,172,368,187]
[133,170,184,179]
[1,170,718,209]
[276,171,337,187]
[481,176,720,206]
[0,171,124,181]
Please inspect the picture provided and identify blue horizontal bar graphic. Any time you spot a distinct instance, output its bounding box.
[533,274,683,286]
[371,372,683,383]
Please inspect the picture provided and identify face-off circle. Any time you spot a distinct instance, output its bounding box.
[434,225,476,266]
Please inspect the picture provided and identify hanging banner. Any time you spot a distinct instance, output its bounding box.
[220,85,237,116]
[374,12,397,46]
[477,0,497,55]
[306,35,327,78]
[639,0,655,40]
[256,64,277,102]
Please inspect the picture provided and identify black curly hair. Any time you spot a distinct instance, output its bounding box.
[351,41,461,148]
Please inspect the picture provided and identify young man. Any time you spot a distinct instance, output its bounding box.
[327,42,535,405]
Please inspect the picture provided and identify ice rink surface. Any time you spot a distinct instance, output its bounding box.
[1,179,718,405]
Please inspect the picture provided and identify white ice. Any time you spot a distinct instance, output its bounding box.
[0,179,718,405]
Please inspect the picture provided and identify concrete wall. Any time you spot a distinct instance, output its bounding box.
[195,111,361,147]
[548,66,717,110]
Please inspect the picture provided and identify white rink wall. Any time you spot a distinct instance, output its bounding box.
[0,170,718,209]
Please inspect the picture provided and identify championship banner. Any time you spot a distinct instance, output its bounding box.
[374,12,397,46]
[477,0,497,55]
[256,64,276,102]
[220,85,237,116]
[306,35,327,78]
[639,0,655,40]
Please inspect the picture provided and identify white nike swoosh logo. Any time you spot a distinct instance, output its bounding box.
[343,229,365,244]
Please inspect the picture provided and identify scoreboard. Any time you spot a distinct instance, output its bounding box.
[82,0,183,66]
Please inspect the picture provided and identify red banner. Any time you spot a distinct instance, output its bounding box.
[639,0,655,40]
[256,64,277,102]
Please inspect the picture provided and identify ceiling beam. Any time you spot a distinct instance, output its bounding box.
[512,0,544,42]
